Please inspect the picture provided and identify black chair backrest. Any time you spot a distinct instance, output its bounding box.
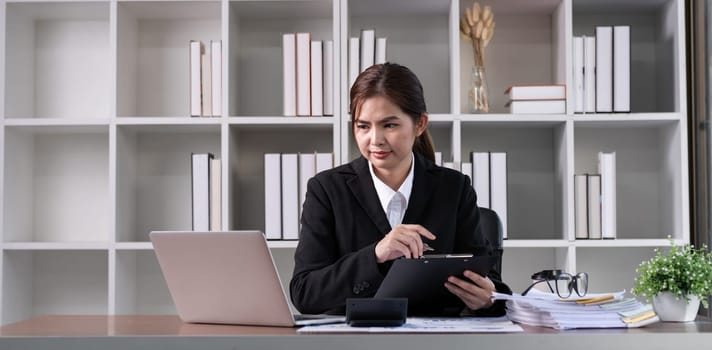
[478,207,503,274]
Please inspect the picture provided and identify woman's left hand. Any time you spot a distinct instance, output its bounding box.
[444,270,495,310]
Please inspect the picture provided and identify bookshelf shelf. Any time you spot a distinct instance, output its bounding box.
[0,0,689,325]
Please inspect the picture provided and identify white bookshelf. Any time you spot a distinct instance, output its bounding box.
[0,0,689,325]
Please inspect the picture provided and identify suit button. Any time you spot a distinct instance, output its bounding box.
[363,282,370,288]
[353,287,360,294]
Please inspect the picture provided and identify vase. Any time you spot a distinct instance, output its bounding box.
[468,66,489,113]
[652,291,700,322]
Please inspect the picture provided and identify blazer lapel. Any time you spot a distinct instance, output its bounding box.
[402,153,436,224]
[345,157,392,235]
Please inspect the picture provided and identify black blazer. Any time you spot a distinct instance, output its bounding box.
[289,153,511,316]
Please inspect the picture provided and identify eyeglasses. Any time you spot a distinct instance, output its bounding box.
[521,270,589,299]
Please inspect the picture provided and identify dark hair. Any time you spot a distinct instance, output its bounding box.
[350,63,435,163]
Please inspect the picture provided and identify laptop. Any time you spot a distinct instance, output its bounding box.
[150,230,344,327]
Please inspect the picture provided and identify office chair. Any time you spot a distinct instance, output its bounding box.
[478,207,503,274]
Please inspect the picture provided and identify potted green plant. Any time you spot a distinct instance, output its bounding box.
[633,239,712,322]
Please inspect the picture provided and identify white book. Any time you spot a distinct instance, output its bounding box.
[613,26,630,112]
[588,174,602,240]
[264,153,282,239]
[299,153,316,224]
[210,40,222,117]
[360,29,375,72]
[505,85,566,100]
[296,32,311,117]
[209,158,221,231]
[282,33,297,116]
[323,40,334,116]
[506,100,566,114]
[434,151,442,166]
[598,152,617,239]
[349,37,360,91]
[442,162,456,170]
[461,162,473,184]
[190,40,202,117]
[471,152,490,209]
[584,36,596,113]
[490,152,508,239]
[375,37,387,64]
[281,153,300,239]
[191,153,212,231]
[573,36,584,113]
[201,47,211,117]
[310,40,323,116]
[574,174,588,239]
[315,152,333,173]
[596,26,613,113]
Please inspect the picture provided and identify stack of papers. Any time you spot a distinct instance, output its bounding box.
[298,316,523,333]
[493,289,659,330]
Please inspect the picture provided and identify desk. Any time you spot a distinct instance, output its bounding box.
[1,315,711,350]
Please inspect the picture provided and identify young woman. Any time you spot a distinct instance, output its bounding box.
[290,63,510,316]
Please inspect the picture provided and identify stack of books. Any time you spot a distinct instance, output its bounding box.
[505,84,566,114]
[191,153,222,231]
[494,289,659,329]
[573,26,630,113]
[461,151,508,239]
[574,152,616,239]
[282,33,334,117]
[189,40,222,117]
[264,152,334,240]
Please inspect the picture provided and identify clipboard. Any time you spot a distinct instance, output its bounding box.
[374,255,498,313]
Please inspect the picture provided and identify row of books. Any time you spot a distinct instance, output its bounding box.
[574,152,617,239]
[441,152,509,239]
[191,153,222,231]
[190,40,222,117]
[348,29,387,89]
[505,85,566,114]
[573,26,630,113]
[264,152,334,240]
[282,33,334,117]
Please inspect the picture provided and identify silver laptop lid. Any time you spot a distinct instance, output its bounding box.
[150,231,296,327]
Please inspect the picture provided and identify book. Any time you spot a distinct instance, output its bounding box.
[490,152,508,239]
[460,162,473,183]
[360,29,375,72]
[375,37,387,64]
[323,40,334,116]
[315,152,333,173]
[506,100,566,114]
[209,157,221,230]
[574,174,588,239]
[190,40,202,117]
[598,152,617,239]
[210,40,222,117]
[281,153,300,239]
[588,174,602,239]
[505,85,566,100]
[573,36,584,113]
[434,151,442,166]
[264,153,282,239]
[296,32,311,117]
[584,36,596,113]
[299,153,316,225]
[282,33,297,116]
[310,40,323,116]
[613,26,630,112]
[349,37,360,90]
[471,152,490,209]
[596,26,613,113]
[201,45,212,117]
[191,153,213,231]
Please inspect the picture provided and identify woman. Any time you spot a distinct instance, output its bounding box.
[290,63,510,316]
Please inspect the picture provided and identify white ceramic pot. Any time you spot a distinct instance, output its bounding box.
[652,291,700,322]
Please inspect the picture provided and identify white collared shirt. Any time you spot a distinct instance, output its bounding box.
[368,153,415,229]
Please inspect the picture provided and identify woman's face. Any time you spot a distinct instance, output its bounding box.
[354,95,427,176]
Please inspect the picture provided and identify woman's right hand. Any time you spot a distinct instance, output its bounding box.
[374,224,437,263]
